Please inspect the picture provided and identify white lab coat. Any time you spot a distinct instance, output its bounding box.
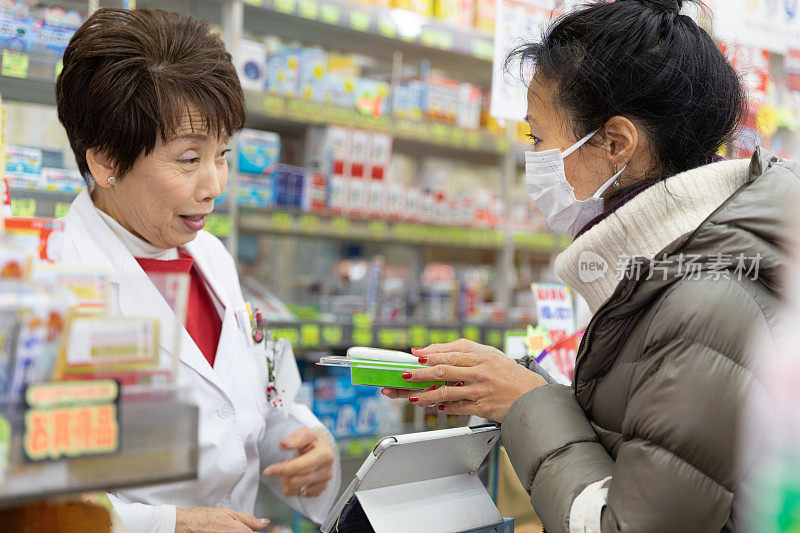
[59,190,340,532]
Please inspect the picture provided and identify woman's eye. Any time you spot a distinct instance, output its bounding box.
[218,148,231,158]
[179,157,200,164]
[526,134,542,146]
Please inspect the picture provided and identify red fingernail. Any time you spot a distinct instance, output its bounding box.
[402,372,412,379]
[418,356,428,364]
[437,404,445,411]
[409,396,419,403]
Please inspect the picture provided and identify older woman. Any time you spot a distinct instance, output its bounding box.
[385,0,800,531]
[55,9,339,532]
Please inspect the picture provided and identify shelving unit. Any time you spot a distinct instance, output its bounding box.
[0,390,198,508]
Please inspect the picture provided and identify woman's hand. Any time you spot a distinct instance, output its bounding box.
[175,507,269,532]
[382,339,547,422]
[262,427,335,498]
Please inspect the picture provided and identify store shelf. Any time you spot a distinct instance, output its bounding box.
[0,390,198,508]
[242,0,494,81]
[239,206,565,253]
[261,319,528,353]
[244,90,509,159]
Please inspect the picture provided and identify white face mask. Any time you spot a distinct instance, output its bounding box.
[525,129,626,237]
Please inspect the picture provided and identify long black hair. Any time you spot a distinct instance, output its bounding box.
[508,0,746,208]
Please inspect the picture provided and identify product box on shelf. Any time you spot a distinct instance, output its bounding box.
[457,83,483,131]
[237,174,275,208]
[238,129,281,176]
[327,174,349,215]
[354,79,390,118]
[306,126,351,176]
[319,72,358,108]
[5,146,43,184]
[40,168,84,192]
[474,0,496,34]
[0,13,32,52]
[434,0,475,27]
[4,218,65,263]
[386,181,406,220]
[349,129,370,180]
[426,76,461,124]
[392,81,425,120]
[367,176,385,218]
[369,132,393,180]
[312,376,383,439]
[421,192,436,224]
[303,171,327,212]
[392,0,434,17]
[265,48,300,97]
[30,8,81,58]
[297,48,328,101]
[237,39,268,92]
[404,186,420,221]
[275,164,306,209]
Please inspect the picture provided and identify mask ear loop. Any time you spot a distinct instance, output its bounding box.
[561,129,599,159]
[594,163,628,199]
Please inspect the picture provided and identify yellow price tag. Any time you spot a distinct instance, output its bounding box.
[349,10,370,32]
[352,328,372,346]
[322,325,344,346]
[271,212,292,231]
[205,214,232,237]
[2,50,28,79]
[54,202,71,219]
[11,198,35,218]
[300,324,320,347]
[320,3,341,24]
[298,0,318,19]
[274,0,296,13]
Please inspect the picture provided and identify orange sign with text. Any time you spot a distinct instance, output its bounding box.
[23,380,120,461]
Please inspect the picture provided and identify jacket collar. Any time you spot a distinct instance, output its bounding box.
[555,158,752,313]
[64,189,225,390]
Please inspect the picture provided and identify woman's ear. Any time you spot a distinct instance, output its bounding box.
[85,148,117,189]
[602,116,638,169]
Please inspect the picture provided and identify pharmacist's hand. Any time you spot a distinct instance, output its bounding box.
[262,427,335,499]
[382,339,546,422]
[175,506,269,532]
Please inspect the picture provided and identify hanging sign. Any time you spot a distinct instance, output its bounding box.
[714,0,800,54]
[490,0,563,122]
[531,282,575,343]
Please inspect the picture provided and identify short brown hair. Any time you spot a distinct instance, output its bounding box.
[56,8,246,179]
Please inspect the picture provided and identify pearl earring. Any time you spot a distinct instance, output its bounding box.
[107,176,116,186]
[613,165,620,188]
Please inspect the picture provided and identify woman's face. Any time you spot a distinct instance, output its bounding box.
[91,114,230,249]
[525,76,617,201]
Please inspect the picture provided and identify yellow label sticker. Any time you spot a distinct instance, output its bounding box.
[10,197,35,218]
[352,328,372,346]
[322,325,344,346]
[320,3,341,24]
[54,202,70,219]
[2,50,28,79]
[274,0,296,13]
[298,0,318,19]
[300,323,320,347]
[271,212,293,231]
[349,10,370,32]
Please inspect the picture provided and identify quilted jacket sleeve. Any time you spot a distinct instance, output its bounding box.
[501,278,772,533]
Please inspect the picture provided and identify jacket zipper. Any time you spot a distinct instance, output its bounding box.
[573,275,644,385]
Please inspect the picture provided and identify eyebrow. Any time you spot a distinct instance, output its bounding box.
[172,133,209,142]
